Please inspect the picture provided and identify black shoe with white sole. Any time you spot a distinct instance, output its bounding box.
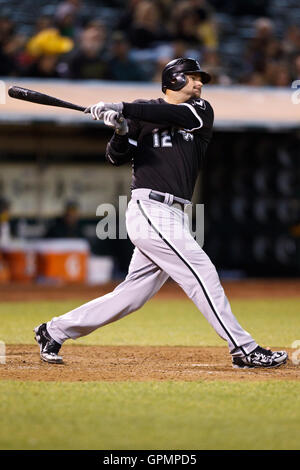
[232,346,288,369]
[34,323,63,364]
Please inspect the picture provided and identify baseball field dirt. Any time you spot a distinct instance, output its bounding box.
[1,345,299,382]
[0,279,299,383]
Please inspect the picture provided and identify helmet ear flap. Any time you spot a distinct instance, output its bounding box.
[163,72,187,93]
[172,72,187,90]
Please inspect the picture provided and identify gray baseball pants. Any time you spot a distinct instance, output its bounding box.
[47,188,257,356]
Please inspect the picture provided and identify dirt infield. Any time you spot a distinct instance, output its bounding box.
[1,345,299,382]
[0,278,299,302]
[1,280,299,383]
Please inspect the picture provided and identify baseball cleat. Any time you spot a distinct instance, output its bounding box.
[232,346,288,369]
[34,323,63,364]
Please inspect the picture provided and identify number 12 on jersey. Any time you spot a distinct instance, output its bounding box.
[153,130,172,148]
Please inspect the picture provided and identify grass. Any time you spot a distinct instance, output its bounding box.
[1,297,299,450]
[0,380,299,450]
[0,298,299,348]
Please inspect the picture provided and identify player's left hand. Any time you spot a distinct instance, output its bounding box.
[102,110,129,135]
[84,101,123,120]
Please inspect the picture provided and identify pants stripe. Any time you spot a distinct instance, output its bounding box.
[137,200,245,354]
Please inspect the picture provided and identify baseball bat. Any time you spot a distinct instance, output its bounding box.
[8,86,88,112]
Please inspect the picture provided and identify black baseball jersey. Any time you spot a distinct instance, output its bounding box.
[106,97,214,201]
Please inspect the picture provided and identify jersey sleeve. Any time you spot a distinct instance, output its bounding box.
[106,133,136,166]
[179,99,214,132]
[122,99,214,132]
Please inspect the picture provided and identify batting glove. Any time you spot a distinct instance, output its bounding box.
[84,101,123,120]
[102,110,129,135]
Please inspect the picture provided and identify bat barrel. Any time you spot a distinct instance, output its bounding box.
[8,86,87,113]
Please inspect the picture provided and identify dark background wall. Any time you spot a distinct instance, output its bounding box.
[202,130,299,277]
[1,122,299,278]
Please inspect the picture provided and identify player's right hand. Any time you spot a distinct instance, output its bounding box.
[84,101,123,119]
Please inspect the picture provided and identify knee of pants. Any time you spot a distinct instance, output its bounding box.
[129,293,149,312]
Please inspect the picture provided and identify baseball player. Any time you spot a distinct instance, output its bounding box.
[34,58,288,369]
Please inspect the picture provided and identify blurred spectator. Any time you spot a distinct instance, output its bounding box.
[282,24,300,58]
[56,12,78,39]
[0,17,15,75]
[117,0,143,32]
[245,18,278,74]
[17,16,55,72]
[263,61,291,87]
[0,16,26,75]
[202,49,231,84]
[35,15,55,34]
[291,54,300,81]
[55,0,82,38]
[172,8,201,49]
[45,201,84,239]
[0,0,299,86]
[127,0,171,49]
[56,0,81,20]
[26,54,61,78]
[171,0,218,50]
[264,38,284,64]
[24,27,74,77]
[26,28,74,57]
[244,72,265,87]
[107,32,147,81]
[241,17,293,86]
[173,39,199,60]
[66,21,109,79]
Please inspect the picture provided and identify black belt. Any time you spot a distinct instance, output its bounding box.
[149,191,187,210]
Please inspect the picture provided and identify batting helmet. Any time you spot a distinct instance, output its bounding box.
[161,58,211,94]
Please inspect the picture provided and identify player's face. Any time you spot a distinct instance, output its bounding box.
[184,73,203,98]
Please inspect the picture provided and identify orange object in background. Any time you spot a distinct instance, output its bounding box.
[2,242,37,281]
[0,255,10,283]
[36,239,89,283]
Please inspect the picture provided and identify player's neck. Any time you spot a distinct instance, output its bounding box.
[164,91,189,104]
[164,96,185,104]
